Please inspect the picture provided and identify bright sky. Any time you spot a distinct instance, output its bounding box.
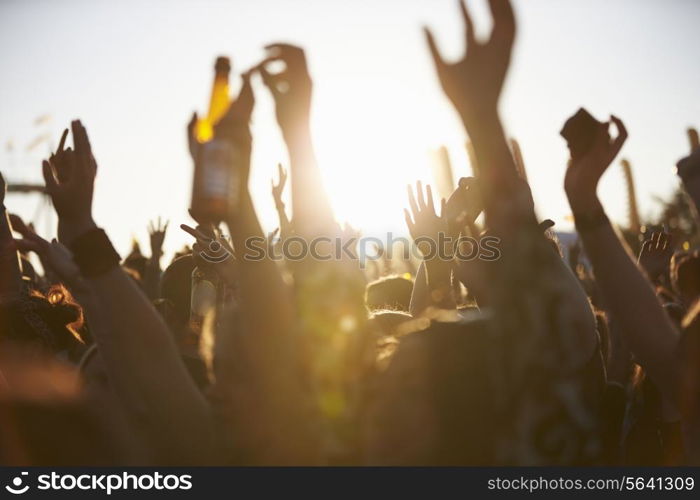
[1,0,699,259]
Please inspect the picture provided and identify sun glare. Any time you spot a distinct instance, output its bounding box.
[309,79,465,236]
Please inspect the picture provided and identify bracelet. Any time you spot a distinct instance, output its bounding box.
[573,208,609,233]
[70,228,121,277]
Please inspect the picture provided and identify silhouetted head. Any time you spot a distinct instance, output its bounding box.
[0,285,84,355]
[365,275,413,313]
[122,240,148,281]
[366,318,497,465]
[672,252,700,305]
[679,301,700,464]
[159,254,195,326]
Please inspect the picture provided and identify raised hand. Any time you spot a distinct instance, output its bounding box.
[256,43,312,137]
[425,0,516,123]
[562,115,679,399]
[404,181,448,259]
[676,126,700,217]
[676,127,700,181]
[564,115,628,213]
[181,223,235,268]
[148,217,169,260]
[638,231,674,282]
[43,120,97,244]
[444,176,482,237]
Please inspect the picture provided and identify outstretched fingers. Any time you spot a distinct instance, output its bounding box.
[71,120,93,182]
[264,43,307,67]
[404,208,415,233]
[459,0,476,45]
[660,232,673,251]
[687,127,699,153]
[42,160,58,193]
[56,128,69,154]
[407,184,419,219]
[424,27,446,73]
[257,63,283,98]
[180,223,212,244]
[425,184,435,215]
[487,0,516,44]
[278,163,287,186]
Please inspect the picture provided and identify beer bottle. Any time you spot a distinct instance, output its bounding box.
[196,56,232,143]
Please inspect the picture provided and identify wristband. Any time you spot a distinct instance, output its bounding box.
[573,209,609,233]
[70,228,121,277]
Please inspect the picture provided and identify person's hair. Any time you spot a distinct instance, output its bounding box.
[0,284,84,353]
[365,275,413,313]
[543,229,563,257]
[367,319,497,465]
[159,254,195,326]
[122,240,148,280]
[369,310,412,337]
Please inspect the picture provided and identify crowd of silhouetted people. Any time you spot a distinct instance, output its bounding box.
[1,0,700,465]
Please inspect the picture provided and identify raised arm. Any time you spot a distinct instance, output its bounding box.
[257,44,335,237]
[405,182,454,314]
[564,114,680,399]
[214,73,297,335]
[213,73,320,464]
[424,0,530,233]
[424,0,599,371]
[143,217,168,299]
[44,120,214,464]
